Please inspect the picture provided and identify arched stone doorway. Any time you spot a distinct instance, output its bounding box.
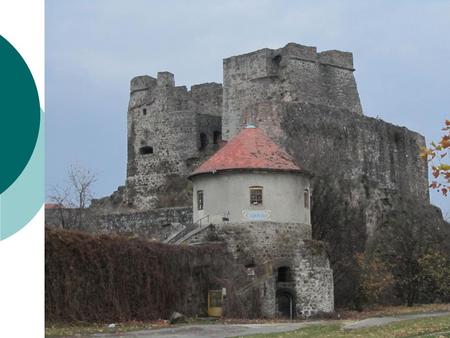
[277,290,295,319]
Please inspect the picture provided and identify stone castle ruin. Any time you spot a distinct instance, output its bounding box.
[90,42,428,234]
[47,42,438,316]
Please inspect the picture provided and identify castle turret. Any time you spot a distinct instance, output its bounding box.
[126,72,223,210]
[222,42,362,140]
[190,125,311,226]
[188,126,334,318]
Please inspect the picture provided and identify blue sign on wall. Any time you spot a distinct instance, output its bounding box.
[242,210,271,221]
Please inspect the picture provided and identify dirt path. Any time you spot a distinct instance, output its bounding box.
[78,311,450,338]
[82,322,318,338]
[342,311,450,330]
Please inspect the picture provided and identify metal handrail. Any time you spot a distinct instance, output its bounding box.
[195,214,210,226]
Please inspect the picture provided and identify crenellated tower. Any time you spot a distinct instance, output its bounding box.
[222,42,362,140]
[126,72,222,210]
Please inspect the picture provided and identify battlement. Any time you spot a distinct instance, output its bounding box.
[130,71,177,95]
[190,82,222,93]
[318,50,354,70]
[223,43,354,78]
[157,71,175,87]
[130,75,157,94]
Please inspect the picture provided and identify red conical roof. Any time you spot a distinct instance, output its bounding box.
[190,126,304,177]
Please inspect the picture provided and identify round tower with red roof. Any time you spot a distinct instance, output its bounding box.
[188,126,334,318]
[190,125,312,226]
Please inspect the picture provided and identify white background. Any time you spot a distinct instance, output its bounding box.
[0,0,44,336]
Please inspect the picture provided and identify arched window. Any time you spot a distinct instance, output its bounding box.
[199,132,208,150]
[249,186,263,205]
[304,189,310,209]
[213,130,221,144]
[277,266,291,282]
[139,146,153,155]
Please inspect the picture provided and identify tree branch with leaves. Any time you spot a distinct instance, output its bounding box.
[421,119,450,196]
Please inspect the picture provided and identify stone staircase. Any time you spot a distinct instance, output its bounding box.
[164,215,211,245]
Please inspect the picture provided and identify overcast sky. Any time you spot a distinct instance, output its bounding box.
[46,0,450,216]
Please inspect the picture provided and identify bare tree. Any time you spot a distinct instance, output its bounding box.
[48,184,71,228]
[48,164,97,228]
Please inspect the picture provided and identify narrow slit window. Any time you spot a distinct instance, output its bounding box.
[139,146,153,155]
[143,108,147,115]
[213,131,221,144]
[304,189,310,209]
[197,190,204,210]
[250,186,263,205]
[199,132,208,150]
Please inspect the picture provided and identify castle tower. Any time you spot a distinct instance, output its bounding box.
[189,126,334,318]
[126,72,222,210]
[190,125,312,226]
[222,43,362,140]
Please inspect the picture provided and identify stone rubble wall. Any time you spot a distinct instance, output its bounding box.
[184,222,334,317]
[45,206,193,241]
[280,102,429,236]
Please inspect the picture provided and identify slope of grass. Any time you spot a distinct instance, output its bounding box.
[240,315,450,338]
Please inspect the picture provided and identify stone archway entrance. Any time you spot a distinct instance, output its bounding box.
[277,291,294,319]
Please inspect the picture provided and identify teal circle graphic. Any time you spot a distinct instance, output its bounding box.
[0,36,40,194]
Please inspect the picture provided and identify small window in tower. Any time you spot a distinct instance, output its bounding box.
[304,189,310,209]
[143,108,147,115]
[277,266,291,282]
[250,186,263,205]
[213,131,221,144]
[197,190,204,210]
[139,146,153,155]
[199,133,208,150]
[272,54,282,66]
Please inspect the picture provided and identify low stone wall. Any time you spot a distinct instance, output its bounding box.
[45,206,193,241]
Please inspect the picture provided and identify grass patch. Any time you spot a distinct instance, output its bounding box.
[239,315,450,338]
[337,303,450,320]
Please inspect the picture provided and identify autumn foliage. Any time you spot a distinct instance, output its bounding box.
[421,119,450,196]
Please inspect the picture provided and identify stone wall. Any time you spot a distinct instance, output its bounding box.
[280,102,429,236]
[185,222,334,317]
[46,206,193,241]
[294,242,334,315]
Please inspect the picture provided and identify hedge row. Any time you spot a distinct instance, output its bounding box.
[45,228,249,323]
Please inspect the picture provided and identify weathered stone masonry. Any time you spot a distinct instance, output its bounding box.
[221,43,429,237]
[89,43,430,237]
[183,222,334,317]
[91,72,222,212]
[222,43,362,141]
